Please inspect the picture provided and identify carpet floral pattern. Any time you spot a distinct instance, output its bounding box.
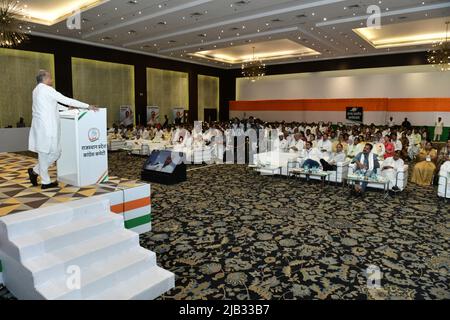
[1,152,449,300]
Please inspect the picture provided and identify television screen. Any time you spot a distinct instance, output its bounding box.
[143,150,182,174]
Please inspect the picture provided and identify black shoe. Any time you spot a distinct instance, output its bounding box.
[42,182,59,190]
[28,168,38,186]
[392,186,400,192]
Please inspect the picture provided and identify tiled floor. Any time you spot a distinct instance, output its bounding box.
[0,152,145,217]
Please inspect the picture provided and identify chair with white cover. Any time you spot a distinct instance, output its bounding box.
[438,162,450,200]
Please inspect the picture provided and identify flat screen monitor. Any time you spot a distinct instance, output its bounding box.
[143,150,182,174]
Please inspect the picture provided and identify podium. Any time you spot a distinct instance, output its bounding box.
[57,108,109,187]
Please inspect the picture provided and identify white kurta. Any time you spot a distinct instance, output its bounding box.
[289,139,304,153]
[435,120,444,135]
[29,83,89,154]
[381,157,404,188]
[394,139,403,152]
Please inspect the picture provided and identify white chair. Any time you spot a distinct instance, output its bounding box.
[253,151,299,176]
[438,164,450,200]
[108,139,126,151]
[327,161,350,184]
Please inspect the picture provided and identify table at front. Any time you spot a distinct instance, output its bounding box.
[288,168,333,187]
[344,175,390,199]
[252,165,282,176]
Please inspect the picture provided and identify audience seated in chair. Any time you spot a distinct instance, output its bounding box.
[410,140,437,186]
[320,143,346,172]
[381,151,404,191]
[301,141,322,169]
[352,143,380,196]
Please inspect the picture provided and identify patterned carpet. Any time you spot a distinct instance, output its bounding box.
[1,151,449,300]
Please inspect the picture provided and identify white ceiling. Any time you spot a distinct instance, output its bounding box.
[193,39,320,63]
[14,0,450,69]
[354,16,450,48]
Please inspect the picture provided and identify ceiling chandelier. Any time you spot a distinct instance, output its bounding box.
[0,0,28,47]
[241,47,266,82]
[427,21,450,72]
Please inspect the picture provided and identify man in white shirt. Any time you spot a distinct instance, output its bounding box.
[347,137,363,161]
[320,143,346,171]
[391,133,402,152]
[28,70,97,189]
[273,134,288,152]
[387,117,395,128]
[153,129,163,141]
[434,117,444,141]
[142,127,150,140]
[301,141,322,169]
[172,125,181,144]
[288,134,304,153]
[381,151,404,191]
[317,133,333,159]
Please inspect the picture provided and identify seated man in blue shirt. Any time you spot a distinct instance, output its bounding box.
[352,143,380,196]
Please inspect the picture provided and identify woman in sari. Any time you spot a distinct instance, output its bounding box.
[383,135,395,159]
[410,140,438,186]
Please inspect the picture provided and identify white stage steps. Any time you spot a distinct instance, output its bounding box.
[0,197,174,300]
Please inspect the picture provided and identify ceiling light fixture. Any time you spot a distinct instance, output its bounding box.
[241,46,266,82]
[427,21,450,71]
[0,0,28,47]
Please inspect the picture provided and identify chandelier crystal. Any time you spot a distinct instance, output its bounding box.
[0,0,28,48]
[427,21,450,72]
[241,47,266,82]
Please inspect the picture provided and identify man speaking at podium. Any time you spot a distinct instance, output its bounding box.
[28,70,98,189]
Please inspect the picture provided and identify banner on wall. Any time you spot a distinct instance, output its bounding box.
[172,107,185,123]
[146,106,160,125]
[346,107,364,123]
[120,105,134,127]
